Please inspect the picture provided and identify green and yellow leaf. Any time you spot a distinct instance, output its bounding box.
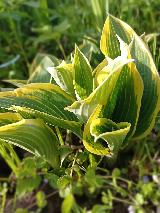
[0,112,22,126]
[73,45,93,100]
[28,55,59,83]
[0,83,82,138]
[29,53,59,75]
[0,119,60,168]
[129,37,160,139]
[101,37,144,140]
[0,113,21,173]
[83,106,131,156]
[10,106,82,139]
[100,14,160,139]
[66,53,134,122]
[2,80,27,88]
[47,61,75,96]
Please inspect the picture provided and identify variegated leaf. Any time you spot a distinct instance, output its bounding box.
[100,15,160,139]
[101,37,144,140]
[73,45,93,100]
[66,54,134,122]
[47,61,75,97]
[0,118,60,168]
[2,80,27,88]
[0,83,82,138]
[83,106,131,156]
[0,112,22,126]
[28,55,59,83]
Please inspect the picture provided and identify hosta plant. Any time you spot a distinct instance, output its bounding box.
[0,15,160,168]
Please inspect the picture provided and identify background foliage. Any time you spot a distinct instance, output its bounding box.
[0,0,159,81]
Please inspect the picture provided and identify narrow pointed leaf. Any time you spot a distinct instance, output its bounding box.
[73,45,93,100]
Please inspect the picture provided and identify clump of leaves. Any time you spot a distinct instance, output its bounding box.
[0,15,159,169]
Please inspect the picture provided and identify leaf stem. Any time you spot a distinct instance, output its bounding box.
[70,152,78,177]
[55,127,65,146]
[112,196,135,206]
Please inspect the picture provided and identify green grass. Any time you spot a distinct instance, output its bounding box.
[0,0,159,81]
